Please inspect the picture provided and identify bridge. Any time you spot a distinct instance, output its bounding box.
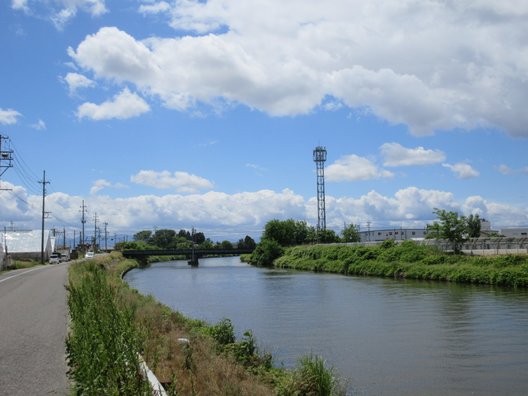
[122,248,254,266]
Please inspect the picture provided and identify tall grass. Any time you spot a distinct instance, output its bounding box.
[274,241,528,287]
[66,261,151,395]
[67,253,346,395]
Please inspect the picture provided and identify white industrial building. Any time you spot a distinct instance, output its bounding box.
[1,230,56,261]
[500,228,528,238]
[359,228,428,242]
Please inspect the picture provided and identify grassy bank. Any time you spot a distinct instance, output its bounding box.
[272,241,528,288]
[67,252,344,395]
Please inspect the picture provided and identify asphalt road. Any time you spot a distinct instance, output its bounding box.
[0,263,70,395]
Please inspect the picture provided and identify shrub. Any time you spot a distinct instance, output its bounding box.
[251,239,284,267]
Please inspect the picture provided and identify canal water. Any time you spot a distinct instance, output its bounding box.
[124,257,528,395]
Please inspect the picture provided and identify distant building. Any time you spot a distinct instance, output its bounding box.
[359,228,427,243]
[1,230,56,261]
[500,228,528,238]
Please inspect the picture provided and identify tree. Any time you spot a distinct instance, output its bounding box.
[133,230,152,242]
[426,209,468,254]
[317,229,339,243]
[263,219,312,246]
[250,239,284,267]
[341,224,361,242]
[150,229,176,249]
[220,240,233,250]
[237,235,256,250]
[466,214,481,238]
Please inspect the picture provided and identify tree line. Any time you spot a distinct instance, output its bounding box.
[115,228,256,251]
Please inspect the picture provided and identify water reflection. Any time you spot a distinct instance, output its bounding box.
[125,257,528,395]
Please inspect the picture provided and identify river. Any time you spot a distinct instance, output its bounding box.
[124,256,528,395]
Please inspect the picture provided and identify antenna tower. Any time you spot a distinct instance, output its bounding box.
[313,146,327,233]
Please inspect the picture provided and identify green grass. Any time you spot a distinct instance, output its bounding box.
[273,241,528,287]
[67,252,345,395]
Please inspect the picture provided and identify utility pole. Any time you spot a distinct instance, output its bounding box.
[39,171,50,264]
[104,222,108,251]
[0,134,14,191]
[80,200,87,246]
[93,213,98,251]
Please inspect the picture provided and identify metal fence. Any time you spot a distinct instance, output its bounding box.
[337,237,528,255]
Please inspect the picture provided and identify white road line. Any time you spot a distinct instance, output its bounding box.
[0,266,48,284]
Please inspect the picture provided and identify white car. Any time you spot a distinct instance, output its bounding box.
[49,253,60,264]
[85,251,95,258]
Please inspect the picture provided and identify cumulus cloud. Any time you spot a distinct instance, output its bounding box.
[131,170,214,193]
[63,2,528,136]
[77,88,150,120]
[442,162,480,179]
[0,108,22,125]
[12,0,107,29]
[381,142,445,167]
[11,0,29,12]
[2,182,528,238]
[64,72,95,95]
[326,155,393,182]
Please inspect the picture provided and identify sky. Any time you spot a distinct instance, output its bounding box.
[0,0,527,242]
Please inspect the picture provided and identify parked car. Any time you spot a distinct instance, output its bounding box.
[85,251,95,259]
[49,253,60,264]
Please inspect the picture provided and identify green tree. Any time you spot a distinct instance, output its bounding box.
[466,214,481,238]
[220,240,234,249]
[263,219,312,246]
[237,235,256,250]
[250,239,284,267]
[133,230,152,242]
[317,229,340,243]
[341,224,361,242]
[426,209,468,254]
[150,229,176,248]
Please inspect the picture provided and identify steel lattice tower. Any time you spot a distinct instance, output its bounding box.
[313,146,327,232]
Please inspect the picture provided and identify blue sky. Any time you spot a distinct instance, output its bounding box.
[1,0,527,241]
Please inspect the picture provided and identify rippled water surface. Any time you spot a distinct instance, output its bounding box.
[125,257,528,395]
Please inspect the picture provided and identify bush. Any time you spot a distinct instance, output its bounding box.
[251,239,284,267]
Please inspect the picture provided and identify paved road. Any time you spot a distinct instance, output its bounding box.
[0,263,70,395]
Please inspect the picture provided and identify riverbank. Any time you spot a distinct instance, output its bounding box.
[258,241,528,288]
[66,252,344,395]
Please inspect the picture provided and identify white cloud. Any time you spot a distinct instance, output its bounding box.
[442,162,480,179]
[498,164,513,175]
[90,179,111,195]
[380,142,445,167]
[0,108,22,125]
[63,3,528,136]
[497,164,528,175]
[89,179,127,195]
[131,170,214,193]
[2,182,528,238]
[12,0,107,29]
[31,119,46,130]
[11,0,29,12]
[64,72,95,95]
[326,155,393,182]
[77,88,150,120]
[139,1,170,15]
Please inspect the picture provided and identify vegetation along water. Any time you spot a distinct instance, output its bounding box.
[67,252,344,395]
[126,256,528,395]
